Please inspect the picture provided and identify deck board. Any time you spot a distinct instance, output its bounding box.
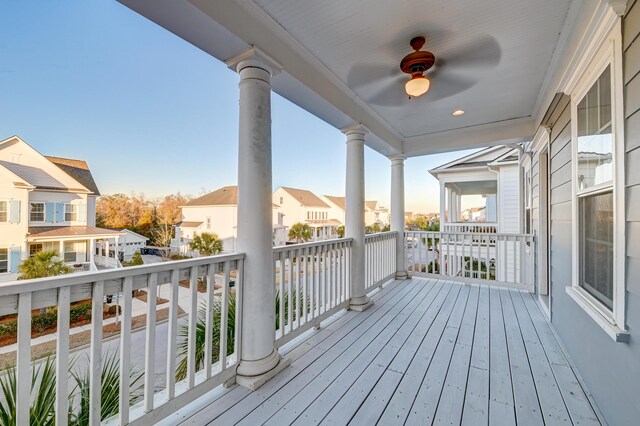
[176,278,600,426]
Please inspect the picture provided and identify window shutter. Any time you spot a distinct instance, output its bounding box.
[9,247,21,273]
[45,202,55,223]
[56,203,65,222]
[9,200,20,224]
[78,204,87,224]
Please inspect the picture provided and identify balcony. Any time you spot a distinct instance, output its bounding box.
[0,231,600,425]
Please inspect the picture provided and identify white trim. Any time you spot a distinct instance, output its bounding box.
[565,286,629,342]
[570,20,626,332]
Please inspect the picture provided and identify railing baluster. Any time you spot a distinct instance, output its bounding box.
[204,265,214,379]
[309,246,316,319]
[120,277,133,424]
[166,271,179,398]
[287,250,293,333]
[279,251,285,336]
[186,267,197,389]
[220,261,230,370]
[145,273,158,411]
[90,281,104,423]
[56,286,70,426]
[16,292,32,426]
[234,258,244,360]
[295,248,301,328]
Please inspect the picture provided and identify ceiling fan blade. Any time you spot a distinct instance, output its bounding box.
[367,75,409,106]
[346,63,400,90]
[424,71,476,101]
[435,34,501,71]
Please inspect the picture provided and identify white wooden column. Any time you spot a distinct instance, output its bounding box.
[89,238,95,265]
[114,236,120,267]
[345,125,372,311]
[390,155,408,279]
[232,51,288,388]
[439,182,446,225]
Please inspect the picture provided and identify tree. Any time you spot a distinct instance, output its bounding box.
[336,225,345,238]
[365,223,381,234]
[288,223,312,243]
[18,251,72,280]
[122,250,143,267]
[189,233,223,256]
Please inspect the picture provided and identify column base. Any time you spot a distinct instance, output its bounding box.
[395,271,410,280]
[349,295,373,312]
[236,349,290,391]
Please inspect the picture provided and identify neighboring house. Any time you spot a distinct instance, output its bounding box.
[321,195,346,226]
[173,186,287,254]
[364,200,390,226]
[429,145,517,233]
[0,136,123,281]
[100,228,148,260]
[274,187,339,240]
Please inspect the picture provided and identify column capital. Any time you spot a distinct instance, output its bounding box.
[389,154,407,164]
[225,47,282,75]
[342,124,369,138]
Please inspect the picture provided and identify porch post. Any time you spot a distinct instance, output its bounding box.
[390,155,408,279]
[345,125,372,311]
[114,236,120,267]
[233,52,288,388]
[439,182,446,225]
[105,240,110,266]
[89,238,95,265]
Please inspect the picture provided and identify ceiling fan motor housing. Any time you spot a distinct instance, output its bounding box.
[400,36,435,75]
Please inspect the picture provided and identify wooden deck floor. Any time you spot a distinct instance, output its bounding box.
[174,278,601,426]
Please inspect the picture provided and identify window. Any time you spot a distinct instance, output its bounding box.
[29,243,43,257]
[567,24,627,339]
[10,153,21,164]
[279,197,283,205]
[0,201,7,222]
[65,204,78,222]
[30,203,45,222]
[206,217,211,229]
[30,242,58,257]
[0,249,7,273]
[64,241,76,263]
[576,67,614,310]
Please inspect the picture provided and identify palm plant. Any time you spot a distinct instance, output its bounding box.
[189,233,223,256]
[288,223,312,243]
[69,351,143,425]
[18,250,72,280]
[176,289,310,380]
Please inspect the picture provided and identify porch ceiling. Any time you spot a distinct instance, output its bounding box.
[119,0,584,156]
[448,180,497,195]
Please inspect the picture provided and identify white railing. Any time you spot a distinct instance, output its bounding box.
[364,231,397,291]
[405,231,534,290]
[273,238,352,347]
[0,253,243,426]
[442,222,498,233]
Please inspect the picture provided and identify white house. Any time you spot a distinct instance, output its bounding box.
[273,187,339,240]
[98,228,148,260]
[0,136,123,281]
[174,186,288,254]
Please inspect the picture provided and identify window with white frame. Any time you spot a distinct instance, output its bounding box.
[575,66,615,310]
[30,202,45,222]
[564,22,627,340]
[0,248,7,273]
[64,241,77,263]
[206,217,211,229]
[0,201,7,223]
[65,203,78,222]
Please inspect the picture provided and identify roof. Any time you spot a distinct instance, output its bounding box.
[107,228,149,240]
[306,219,342,227]
[185,186,238,206]
[45,156,100,195]
[178,221,204,228]
[365,201,378,211]
[281,187,329,208]
[27,226,123,240]
[429,145,519,178]
[324,195,346,210]
[0,160,83,191]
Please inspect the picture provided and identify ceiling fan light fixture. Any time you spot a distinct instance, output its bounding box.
[452,109,465,116]
[405,73,430,97]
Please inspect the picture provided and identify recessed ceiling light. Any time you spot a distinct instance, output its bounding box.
[452,109,465,116]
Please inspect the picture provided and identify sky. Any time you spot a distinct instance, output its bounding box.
[0,1,479,214]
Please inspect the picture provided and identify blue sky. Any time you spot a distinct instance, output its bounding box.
[0,1,477,213]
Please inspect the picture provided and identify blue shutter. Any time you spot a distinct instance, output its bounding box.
[55,203,65,222]
[45,202,55,223]
[9,247,20,273]
[9,200,20,224]
[78,204,87,224]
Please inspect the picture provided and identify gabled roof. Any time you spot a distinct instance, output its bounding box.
[46,156,100,195]
[177,221,204,228]
[323,195,346,210]
[27,226,122,240]
[365,201,378,211]
[280,187,329,208]
[185,186,238,206]
[429,145,519,178]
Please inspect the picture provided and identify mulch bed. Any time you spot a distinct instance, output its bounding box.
[0,306,186,367]
[133,289,169,304]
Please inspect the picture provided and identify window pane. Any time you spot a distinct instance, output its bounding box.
[579,191,613,309]
[577,66,612,190]
[0,248,7,273]
[0,201,6,222]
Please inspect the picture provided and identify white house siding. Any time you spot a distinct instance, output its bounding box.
[180,205,238,252]
[0,177,28,273]
[533,8,640,424]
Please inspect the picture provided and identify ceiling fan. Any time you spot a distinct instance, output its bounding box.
[346,34,501,106]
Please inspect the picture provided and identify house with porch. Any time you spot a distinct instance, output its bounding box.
[4,1,640,425]
[273,186,340,240]
[0,136,123,281]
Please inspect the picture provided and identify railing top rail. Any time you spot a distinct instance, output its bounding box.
[364,231,397,241]
[404,230,534,238]
[273,237,354,253]
[0,252,245,296]
[442,221,498,225]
